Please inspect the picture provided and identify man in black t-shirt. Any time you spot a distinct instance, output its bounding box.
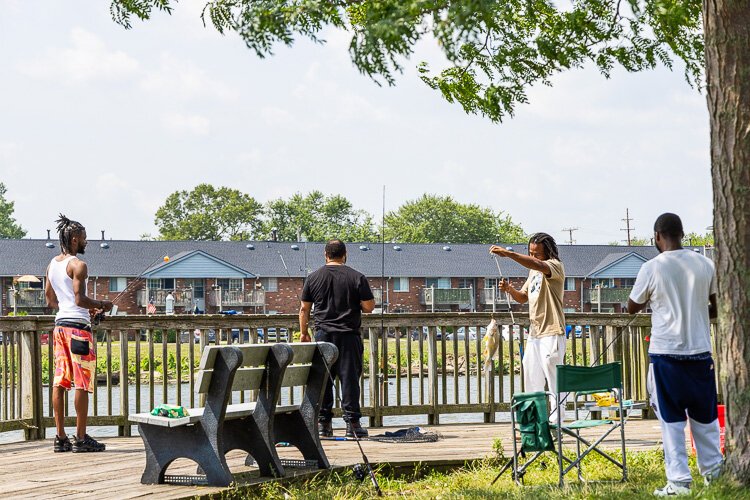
[300,239,375,438]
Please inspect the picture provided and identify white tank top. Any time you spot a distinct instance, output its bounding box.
[48,256,90,322]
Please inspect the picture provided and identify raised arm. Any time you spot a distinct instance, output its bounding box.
[490,245,551,277]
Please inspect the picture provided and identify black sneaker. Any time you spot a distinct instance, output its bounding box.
[72,434,106,453]
[53,435,72,452]
[318,420,333,437]
[345,420,368,439]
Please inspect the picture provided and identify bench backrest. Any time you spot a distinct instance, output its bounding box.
[196,344,278,394]
[280,342,335,389]
[195,342,338,396]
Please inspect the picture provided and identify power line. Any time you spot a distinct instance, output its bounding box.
[561,227,578,245]
[621,208,634,245]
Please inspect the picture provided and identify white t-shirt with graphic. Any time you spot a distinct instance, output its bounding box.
[629,249,716,355]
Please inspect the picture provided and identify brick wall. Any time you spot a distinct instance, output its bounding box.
[0,275,614,316]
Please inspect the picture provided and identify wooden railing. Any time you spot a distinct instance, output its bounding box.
[0,313,721,441]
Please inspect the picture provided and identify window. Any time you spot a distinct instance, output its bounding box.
[457,278,474,289]
[146,278,174,290]
[620,278,636,287]
[484,278,499,289]
[425,278,450,289]
[216,278,243,291]
[393,277,409,292]
[109,277,127,292]
[260,277,278,292]
[186,279,204,299]
[563,308,577,313]
[564,277,576,291]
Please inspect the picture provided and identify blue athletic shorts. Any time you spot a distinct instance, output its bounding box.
[650,354,718,424]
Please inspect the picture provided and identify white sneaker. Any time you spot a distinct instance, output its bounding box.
[654,481,691,496]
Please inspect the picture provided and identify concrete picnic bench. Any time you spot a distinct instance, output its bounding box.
[129,341,338,486]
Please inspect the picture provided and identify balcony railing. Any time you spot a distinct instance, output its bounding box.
[478,289,515,305]
[420,287,473,306]
[585,287,634,304]
[137,289,194,308]
[206,289,265,307]
[7,289,47,309]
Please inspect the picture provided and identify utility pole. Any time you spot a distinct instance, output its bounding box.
[621,208,634,246]
[561,227,578,245]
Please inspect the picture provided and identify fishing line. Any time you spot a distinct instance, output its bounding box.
[94,253,170,324]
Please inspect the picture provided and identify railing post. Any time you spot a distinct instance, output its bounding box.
[484,363,496,423]
[368,327,382,427]
[119,329,130,436]
[427,326,439,425]
[20,329,44,440]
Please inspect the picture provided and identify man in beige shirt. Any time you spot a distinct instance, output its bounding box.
[490,232,566,424]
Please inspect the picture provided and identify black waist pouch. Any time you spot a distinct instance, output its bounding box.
[56,321,92,356]
[70,338,90,356]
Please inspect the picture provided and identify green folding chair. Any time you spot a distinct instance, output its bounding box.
[555,362,627,486]
[492,391,573,485]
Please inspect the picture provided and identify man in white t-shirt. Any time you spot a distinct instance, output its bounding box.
[627,213,722,496]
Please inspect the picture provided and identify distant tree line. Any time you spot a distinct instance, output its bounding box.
[153,184,526,244]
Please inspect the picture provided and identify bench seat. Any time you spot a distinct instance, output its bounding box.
[130,403,301,428]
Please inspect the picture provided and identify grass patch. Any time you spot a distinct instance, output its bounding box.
[217,449,747,499]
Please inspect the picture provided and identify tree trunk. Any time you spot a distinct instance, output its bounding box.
[704,0,750,484]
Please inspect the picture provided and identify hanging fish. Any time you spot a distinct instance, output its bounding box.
[482,318,500,372]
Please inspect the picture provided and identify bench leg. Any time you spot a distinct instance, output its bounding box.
[222,418,285,478]
[274,411,330,469]
[138,423,233,487]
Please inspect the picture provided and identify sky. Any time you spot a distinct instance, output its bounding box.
[0,1,713,244]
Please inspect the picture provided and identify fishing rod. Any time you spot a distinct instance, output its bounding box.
[492,252,515,325]
[277,246,382,496]
[93,253,170,324]
[492,249,521,359]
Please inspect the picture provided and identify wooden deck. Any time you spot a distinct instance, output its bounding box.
[0,420,666,499]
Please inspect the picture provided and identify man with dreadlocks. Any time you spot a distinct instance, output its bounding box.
[45,215,112,453]
[490,233,567,425]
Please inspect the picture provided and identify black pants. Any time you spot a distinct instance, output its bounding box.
[315,330,363,423]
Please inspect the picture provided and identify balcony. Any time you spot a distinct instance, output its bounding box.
[137,289,194,308]
[206,289,265,308]
[420,287,473,306]
[478,289,516,305]
[585,287,633,304]
[7,289,47,309]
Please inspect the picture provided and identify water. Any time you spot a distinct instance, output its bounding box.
[2,373,595,443]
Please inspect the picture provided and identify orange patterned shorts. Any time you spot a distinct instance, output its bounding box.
[53,322,96,393]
